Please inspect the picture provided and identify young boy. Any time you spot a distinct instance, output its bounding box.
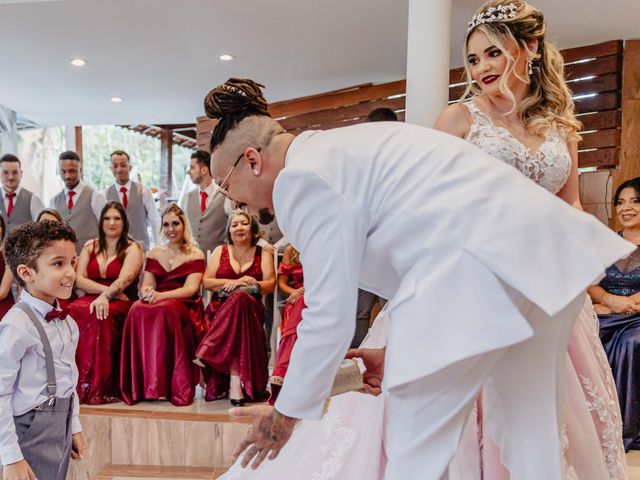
[0,220,86,480]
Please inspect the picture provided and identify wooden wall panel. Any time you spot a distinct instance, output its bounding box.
[561,40,622,63]
[611,39,640,229]
[577,110,621,131]
[578,148,619,168]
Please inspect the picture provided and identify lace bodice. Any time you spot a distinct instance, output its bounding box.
[464,99,572,194]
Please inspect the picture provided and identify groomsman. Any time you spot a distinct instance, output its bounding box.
[104,150,160,250]
[50,151,107,253]
[0,154,44,232]
[180,150,227,254]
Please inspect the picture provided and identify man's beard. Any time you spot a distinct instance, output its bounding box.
[258,208,275,225]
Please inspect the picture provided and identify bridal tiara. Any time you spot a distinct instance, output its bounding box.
[467,3,519,32]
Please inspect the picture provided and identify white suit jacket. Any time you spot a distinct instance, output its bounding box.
[273,122,634,420]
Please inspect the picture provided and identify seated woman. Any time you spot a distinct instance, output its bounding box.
[68,201,143,404]
[0,216,14,320]
[269,244,304,404]
[589,177,640,450]
[36,208,63,223]
[120,203,205,406]
[194,211,275,405]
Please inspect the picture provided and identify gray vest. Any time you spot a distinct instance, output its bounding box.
[0,188,34,232]
[52,186,99,254]
[107,182,150,250]
[185,188,227,254]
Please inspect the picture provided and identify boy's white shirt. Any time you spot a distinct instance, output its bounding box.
[0,290,81,466]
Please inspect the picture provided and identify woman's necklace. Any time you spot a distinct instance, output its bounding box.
[232,245,253,266]
[165,246,180,268]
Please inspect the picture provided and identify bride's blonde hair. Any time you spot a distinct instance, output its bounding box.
[461,0,582,140]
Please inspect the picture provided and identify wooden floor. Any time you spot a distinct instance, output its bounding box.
[629,451,640,480]
[1,397,638,480]
[95,464,225,479]
[87,451,640,479]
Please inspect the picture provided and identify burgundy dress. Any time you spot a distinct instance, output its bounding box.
[120,257,205,406]
[196,245,269,402]
[68,248,137,404]
[269,262,305,404]
[0,254,14,320]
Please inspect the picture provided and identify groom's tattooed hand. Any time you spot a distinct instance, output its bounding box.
[231,405,298,470]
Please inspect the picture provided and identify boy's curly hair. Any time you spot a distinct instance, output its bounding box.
[4,220,77,287]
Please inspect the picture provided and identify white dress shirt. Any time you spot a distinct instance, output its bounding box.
[0,290,81,466]
[1,186,45,221]
[49,180,107,221]
[105,180,161,245]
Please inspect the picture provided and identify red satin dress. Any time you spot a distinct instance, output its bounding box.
[196,245,269,402]
[0,254,14,320]
[68,248,137,404]
[120,257,205,406]
[269,262,305,405]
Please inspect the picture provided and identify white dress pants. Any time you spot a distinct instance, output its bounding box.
[384,290,584,480]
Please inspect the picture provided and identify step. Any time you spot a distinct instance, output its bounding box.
[95,464,225,480]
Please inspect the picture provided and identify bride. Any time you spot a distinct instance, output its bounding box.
[434,0,626,477]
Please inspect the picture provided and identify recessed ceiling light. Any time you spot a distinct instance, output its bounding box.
[110,96,123,103]
[70,58,86,67]
[219,54,234,61]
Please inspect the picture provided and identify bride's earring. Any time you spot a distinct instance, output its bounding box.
[528,59,533,76]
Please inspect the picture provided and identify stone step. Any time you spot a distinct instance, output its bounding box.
[95,464,225,480]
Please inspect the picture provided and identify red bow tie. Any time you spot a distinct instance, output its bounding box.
[45,307,69,322]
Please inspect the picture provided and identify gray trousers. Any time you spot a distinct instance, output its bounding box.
[13,396,73,480]
[353,289,386,348]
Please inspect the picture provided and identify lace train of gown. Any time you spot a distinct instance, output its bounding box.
[454,99,627,479]
[219,310,390,480]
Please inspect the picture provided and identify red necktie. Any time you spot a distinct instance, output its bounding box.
[67,191,76,209]
[45,307,70,322]
[120,186,128,209]
[6,192,15,217]
[200,191,208,212]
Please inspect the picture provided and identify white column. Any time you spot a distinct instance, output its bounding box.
[405,0,452,127]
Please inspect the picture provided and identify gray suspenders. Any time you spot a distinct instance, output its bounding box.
[14,302,68,405]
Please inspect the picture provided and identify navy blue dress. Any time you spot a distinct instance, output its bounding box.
[598,242,640,450]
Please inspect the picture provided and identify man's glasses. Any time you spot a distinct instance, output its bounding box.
[214,152,244,200]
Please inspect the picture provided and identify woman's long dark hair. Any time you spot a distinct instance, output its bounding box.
[614,177,640,206]
[97,201,130,259]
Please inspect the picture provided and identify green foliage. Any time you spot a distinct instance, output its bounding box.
[82,126,191,197]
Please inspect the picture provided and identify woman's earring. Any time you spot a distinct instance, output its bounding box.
[253,169,259,176]
[528,59,533,75]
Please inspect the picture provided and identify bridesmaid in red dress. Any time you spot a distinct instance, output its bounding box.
[194,211,275,405]
[68,201,143,404]
[120,203,205,406]
[269,244,305,404]
[0,216,15,320]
